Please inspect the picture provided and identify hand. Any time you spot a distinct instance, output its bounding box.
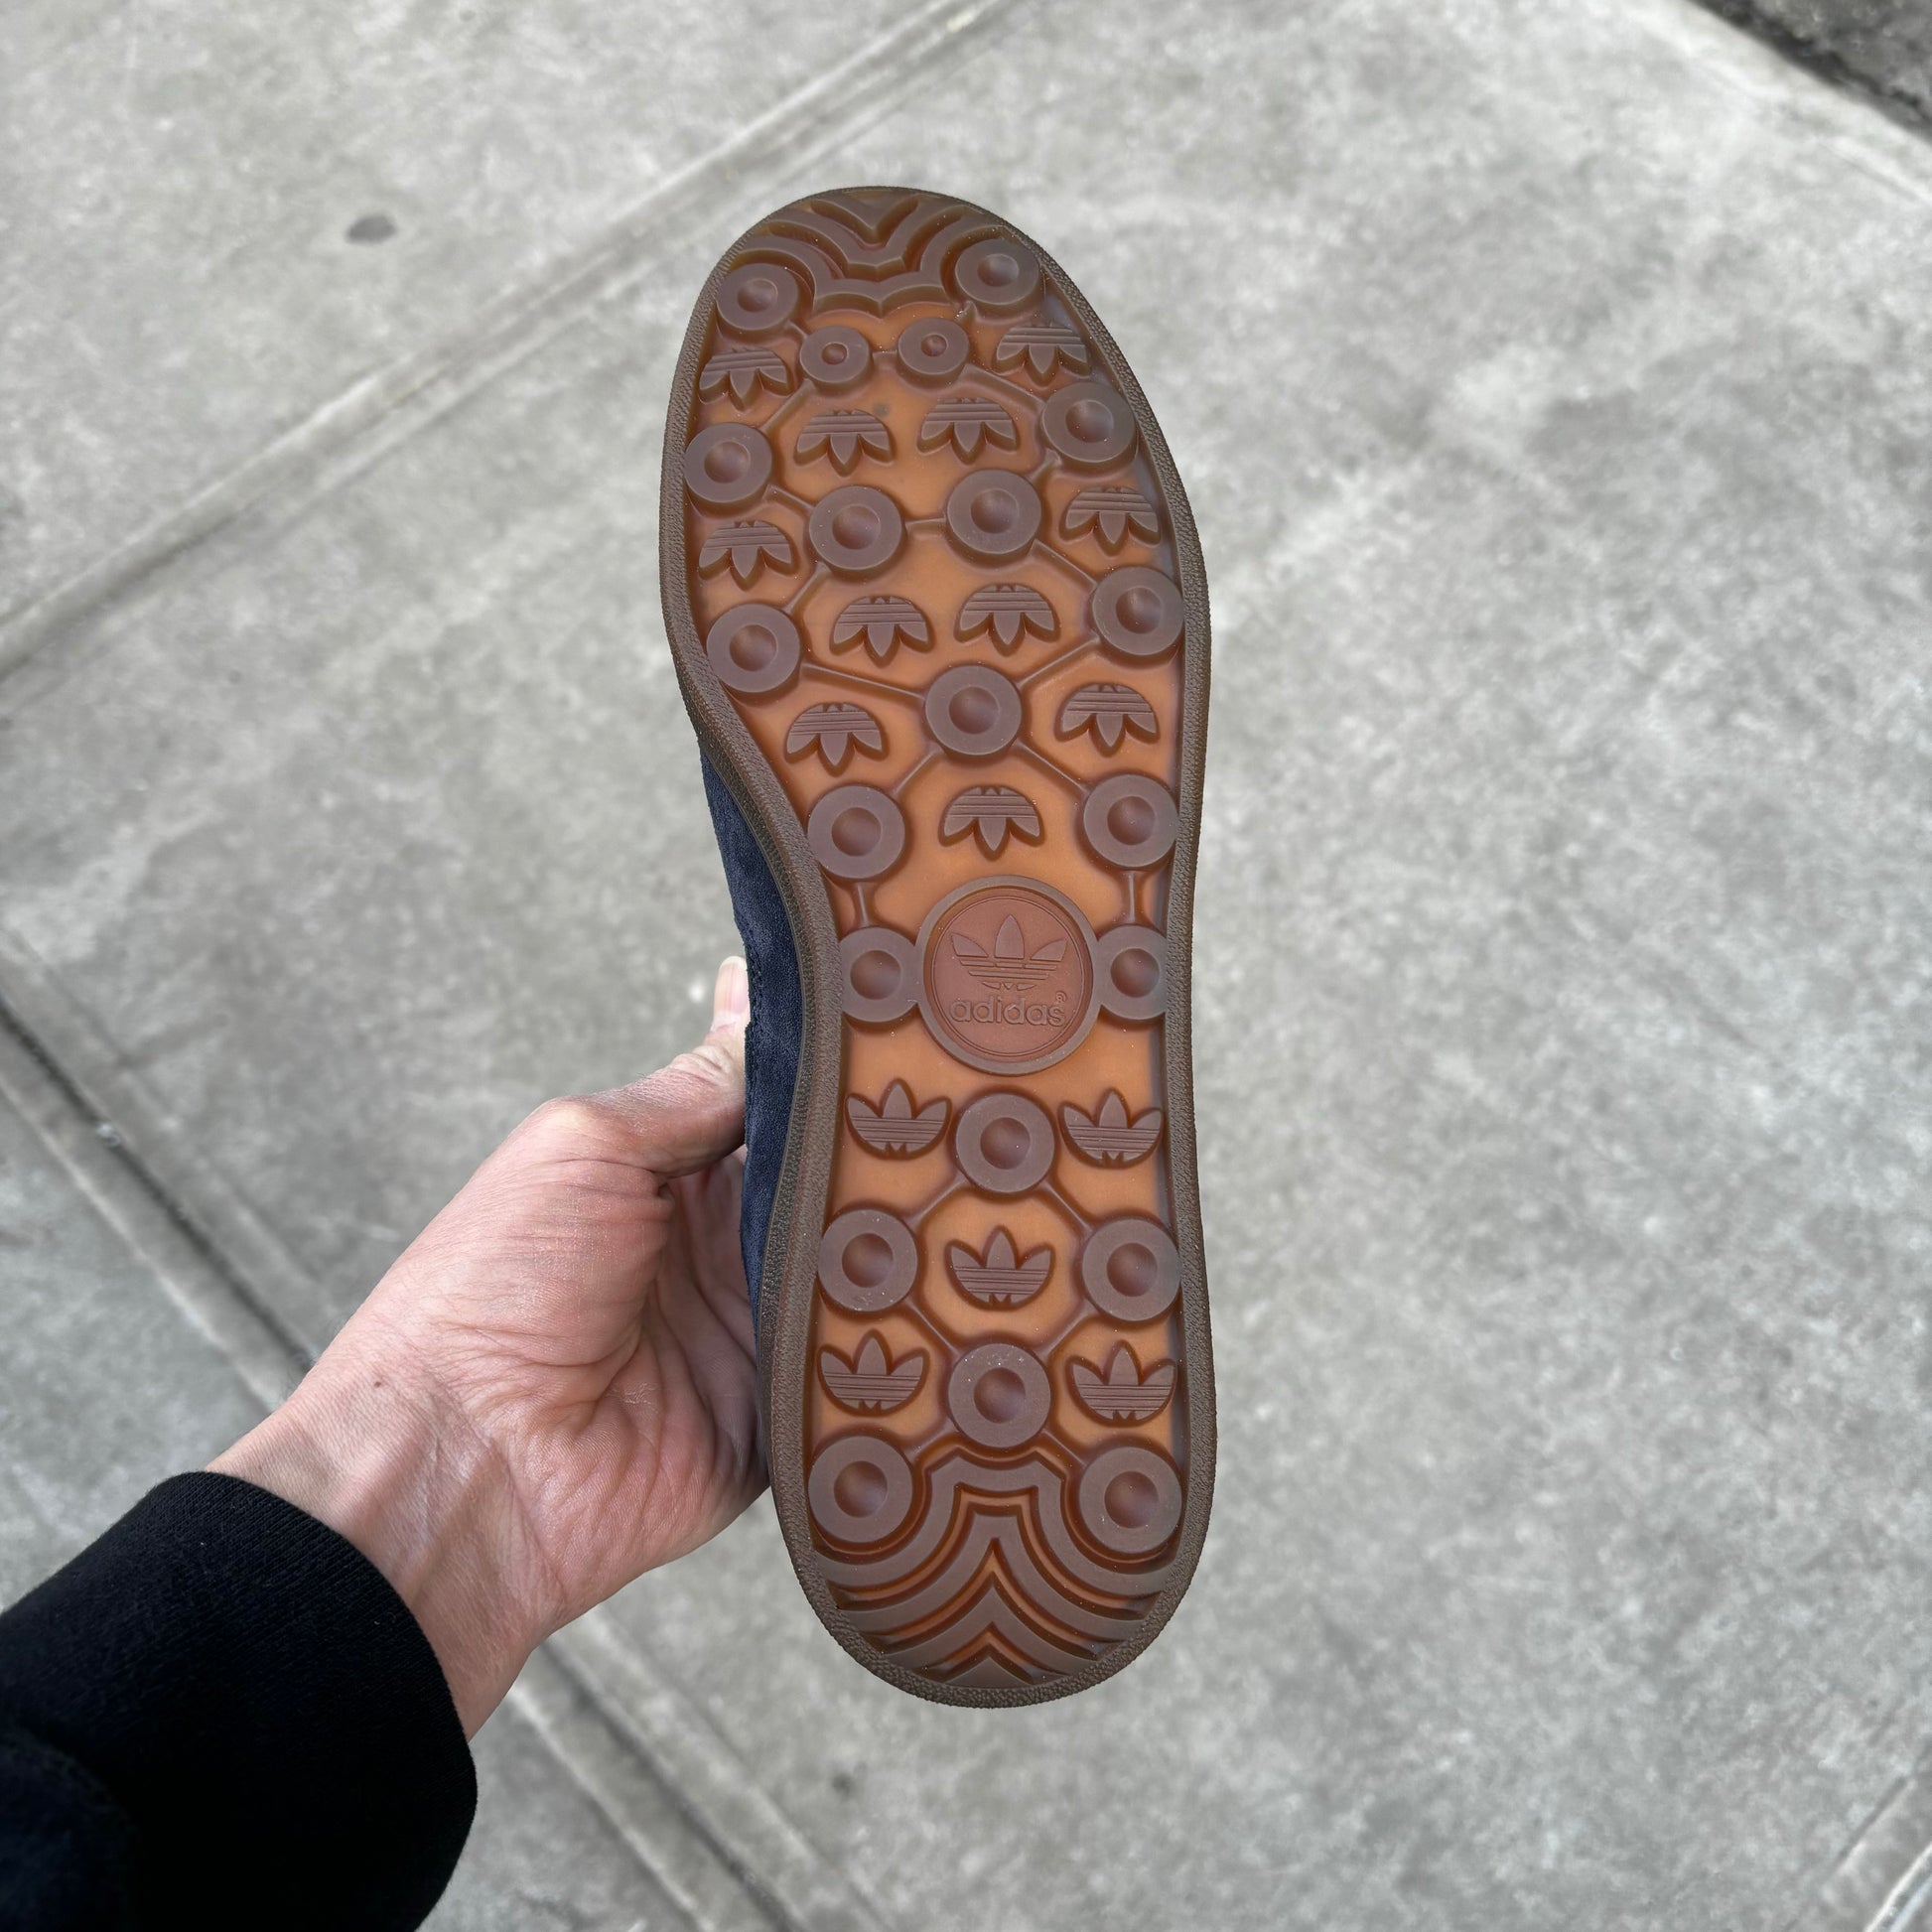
[212,959,764,1734]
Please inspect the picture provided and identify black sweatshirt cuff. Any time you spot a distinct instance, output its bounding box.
[0,1471,477,1930]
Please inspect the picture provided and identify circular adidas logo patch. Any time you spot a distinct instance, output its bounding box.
[917,878,1100,1074]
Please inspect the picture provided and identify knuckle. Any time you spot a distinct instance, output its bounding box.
[512,1036,745,1177]
[635,1047,743,1149]
[671,1039,740,1095]
[516,1093,623,1159]
[643,1056,733,1128]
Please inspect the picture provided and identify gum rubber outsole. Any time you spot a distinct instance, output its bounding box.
[660,189,1213,1706]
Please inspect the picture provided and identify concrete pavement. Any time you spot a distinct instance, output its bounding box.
[7,0,1932,1925]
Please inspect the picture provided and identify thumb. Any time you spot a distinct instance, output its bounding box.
[589,956,749,1176]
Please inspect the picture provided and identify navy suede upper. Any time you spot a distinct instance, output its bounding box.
[700,753,802,1337]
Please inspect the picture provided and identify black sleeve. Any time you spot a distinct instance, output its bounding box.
[0,1472,477,1931]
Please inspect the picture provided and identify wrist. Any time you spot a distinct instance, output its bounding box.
[211,1343,547,1735]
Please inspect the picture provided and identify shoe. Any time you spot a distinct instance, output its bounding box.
[662,188,1213,1705]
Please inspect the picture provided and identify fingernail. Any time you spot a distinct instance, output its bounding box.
[715,956,750,1028]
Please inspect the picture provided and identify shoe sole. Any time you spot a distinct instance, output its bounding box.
[661,189,1213,1705]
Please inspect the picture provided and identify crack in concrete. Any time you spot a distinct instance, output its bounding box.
[1783,1735,1932,1931]
[0,983,309,1412]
